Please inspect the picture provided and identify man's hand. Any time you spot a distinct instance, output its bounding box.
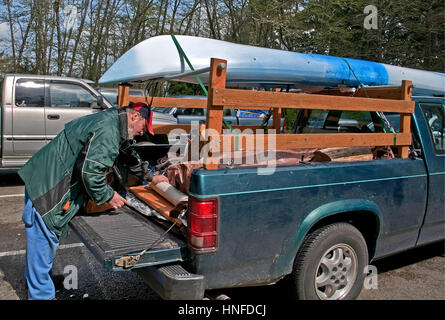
[107,191,129,210]
[151,175,169,185]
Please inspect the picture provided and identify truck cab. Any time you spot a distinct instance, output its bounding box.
[411,96,444,245]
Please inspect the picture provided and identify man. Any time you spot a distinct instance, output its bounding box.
[18,102,168,300]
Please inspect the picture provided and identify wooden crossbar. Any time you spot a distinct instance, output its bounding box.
[213,132,411,153]
[210,88,414,113]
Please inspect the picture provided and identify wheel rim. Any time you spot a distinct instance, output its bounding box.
[314,243,358,300]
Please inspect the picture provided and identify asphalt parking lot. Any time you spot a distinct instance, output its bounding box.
[0,172,444,301]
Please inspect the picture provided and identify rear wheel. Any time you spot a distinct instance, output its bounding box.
[291,222,369,300]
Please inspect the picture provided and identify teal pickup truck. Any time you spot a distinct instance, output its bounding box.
[70,95,444,300]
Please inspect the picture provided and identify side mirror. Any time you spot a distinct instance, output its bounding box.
[90,101,100,109]
[95,95,107,109]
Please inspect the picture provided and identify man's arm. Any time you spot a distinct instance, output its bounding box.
[118,140,168,183]
[80,129,169,209]
[79,130,119,205]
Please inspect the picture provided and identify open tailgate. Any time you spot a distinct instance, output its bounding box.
[69,206,186,271]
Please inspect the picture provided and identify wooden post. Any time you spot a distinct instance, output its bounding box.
[117,83,131,108]
[398,80,413,158]
[205,58,227,170]
[272,107,282,133]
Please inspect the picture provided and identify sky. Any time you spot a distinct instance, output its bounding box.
[0,22,11,41]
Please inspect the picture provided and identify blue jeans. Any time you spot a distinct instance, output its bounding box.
[23,189,59,300]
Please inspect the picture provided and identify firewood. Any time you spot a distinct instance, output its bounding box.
[312,146,373,162]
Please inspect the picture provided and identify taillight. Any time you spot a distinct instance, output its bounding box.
[282,119,287,133]
[188,197,218,252]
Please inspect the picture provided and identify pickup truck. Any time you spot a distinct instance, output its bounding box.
[70,90,444,300]
[0,74,177,171]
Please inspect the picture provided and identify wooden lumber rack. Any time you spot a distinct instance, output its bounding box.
[117,58,414,170]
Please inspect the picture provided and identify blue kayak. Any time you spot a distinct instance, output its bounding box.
[99,35,445,96]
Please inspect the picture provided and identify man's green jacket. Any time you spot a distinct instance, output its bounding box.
[18,107,124,237]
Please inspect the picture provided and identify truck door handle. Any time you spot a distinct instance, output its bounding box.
[47,114,60,120]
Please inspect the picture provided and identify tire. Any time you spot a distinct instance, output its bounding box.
[291,222,369,300]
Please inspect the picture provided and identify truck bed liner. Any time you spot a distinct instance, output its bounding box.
[70,206,186,271]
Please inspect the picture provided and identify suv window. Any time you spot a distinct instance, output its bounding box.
[15,79,45,107]
[50,82,97,108]
[420,103,444,154]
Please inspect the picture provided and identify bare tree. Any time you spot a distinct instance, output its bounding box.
[68,0,90,76]
[5,0,17,71]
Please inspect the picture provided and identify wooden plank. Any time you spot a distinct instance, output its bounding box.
[127,96,208,109]
[215,133,412,152]
[398,80,413,158]
[85,201,112,214]
[206,58,227,134]
[205,58,227,169]
[312,147,373,162]
[117,84,130,108]
[398,114,411,158]
[272,107,282,132]
[129,185,182,226]
[211,88,415,113]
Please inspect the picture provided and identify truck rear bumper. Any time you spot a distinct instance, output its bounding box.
[70,206,205,299]
[135,264,205,300]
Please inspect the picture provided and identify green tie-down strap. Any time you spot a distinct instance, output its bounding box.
[171,34,240,151]
[341,58,397,146]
